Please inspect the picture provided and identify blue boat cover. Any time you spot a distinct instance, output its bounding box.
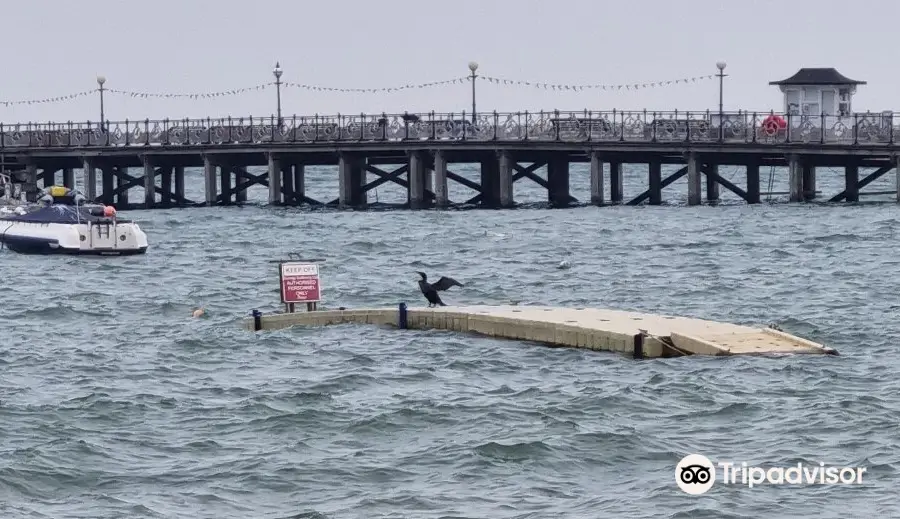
[1,204,107,224]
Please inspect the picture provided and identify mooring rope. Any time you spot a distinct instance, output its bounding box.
[637,328,692,357]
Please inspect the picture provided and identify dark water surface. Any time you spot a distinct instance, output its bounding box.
[1,165,899,518]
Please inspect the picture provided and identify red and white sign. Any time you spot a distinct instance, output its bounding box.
[280,262,321,303]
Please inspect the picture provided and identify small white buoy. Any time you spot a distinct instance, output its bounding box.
[557,259,571,269]
[192,307,205,318]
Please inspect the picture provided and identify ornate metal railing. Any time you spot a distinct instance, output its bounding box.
[1,110,898,148]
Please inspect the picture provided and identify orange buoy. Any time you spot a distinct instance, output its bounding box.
[103,205,117,217]
[192,307,205,318]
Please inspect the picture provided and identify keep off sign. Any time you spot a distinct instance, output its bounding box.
[280,262,321,303]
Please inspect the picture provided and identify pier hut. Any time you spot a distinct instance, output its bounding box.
[769,67,866,119]
[767,66,880,149]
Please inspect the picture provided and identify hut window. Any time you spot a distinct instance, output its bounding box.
[838,88,851,115]
[821,90,836,116]
[786,90,800,115]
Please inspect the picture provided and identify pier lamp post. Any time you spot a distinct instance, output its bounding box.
[273,62,283,126]
[716,61,727,141]
[96,75,106,131]
[468,61,478,124]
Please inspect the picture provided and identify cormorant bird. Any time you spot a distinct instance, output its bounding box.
[416,271,464,307]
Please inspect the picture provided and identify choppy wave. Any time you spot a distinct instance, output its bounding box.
[1,167,899,518]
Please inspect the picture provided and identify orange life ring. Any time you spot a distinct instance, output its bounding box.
[763,120,778,136]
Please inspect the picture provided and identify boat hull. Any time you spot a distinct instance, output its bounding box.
[2,235,148,255]
[0,220,149,256]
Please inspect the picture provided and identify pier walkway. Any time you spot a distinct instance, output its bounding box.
[2,109,900,209]
[243,305,838,359]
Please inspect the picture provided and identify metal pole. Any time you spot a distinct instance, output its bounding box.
[470,71,476,123]
[468,61,479,124]
[100,87,105,131]
[273,62,283,126]
[715,61,727,142]
[97,75,106,131]
[718,72,723,141]
[718,74,723,116]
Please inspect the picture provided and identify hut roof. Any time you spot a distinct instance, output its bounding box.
[769,68,866,86]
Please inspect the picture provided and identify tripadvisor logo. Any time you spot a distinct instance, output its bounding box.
[676,454,715,495]
[675,454,867,494]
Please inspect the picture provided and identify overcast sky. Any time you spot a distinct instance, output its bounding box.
[1,0,895,124]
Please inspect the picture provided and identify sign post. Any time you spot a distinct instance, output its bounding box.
[278,258,323,312]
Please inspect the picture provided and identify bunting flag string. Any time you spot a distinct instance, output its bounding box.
[0,90,94,107]
[477,74,717,91]
[0,72,716,106]
[280,77,470,93]
[107,84,272,99]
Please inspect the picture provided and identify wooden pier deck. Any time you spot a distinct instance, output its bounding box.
[243,305,837,359]
[3,109,900,209]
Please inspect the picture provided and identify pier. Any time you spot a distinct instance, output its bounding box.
[3,68,898,209]
[2,109,900,209]
[243,305,838,359]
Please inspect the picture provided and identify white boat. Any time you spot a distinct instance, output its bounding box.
[0,185,149,256]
